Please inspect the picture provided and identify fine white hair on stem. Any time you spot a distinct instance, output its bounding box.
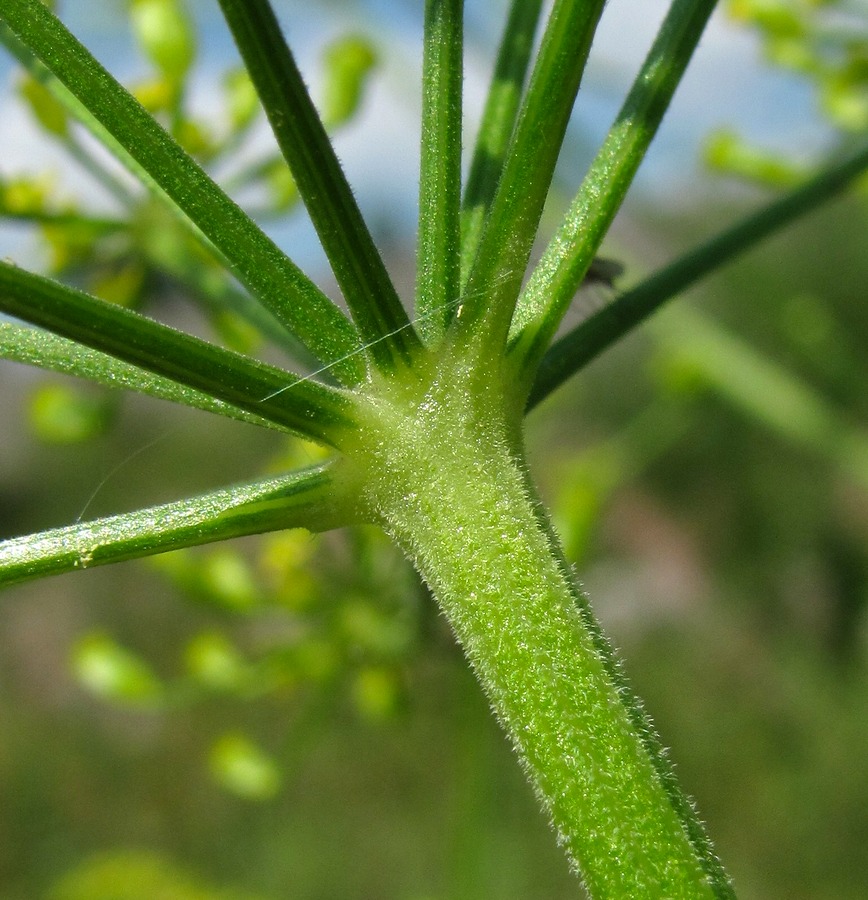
[259,267,521,403]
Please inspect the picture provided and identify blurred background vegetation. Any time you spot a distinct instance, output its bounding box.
[1,0,867,897]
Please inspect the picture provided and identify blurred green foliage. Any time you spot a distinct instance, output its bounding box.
[728,0,868,134]
[49,849,265,899]
[706,0,868,186]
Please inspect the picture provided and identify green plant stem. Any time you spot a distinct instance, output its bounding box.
[510,0,718,381]
[460,0,544,287]
[415,0,463,345]
[0,0,364,383]
[0,463,350,587]
[164,262,321,371]
[455,0,607,348]
[528,140,868,408]
[352,379,732,896]
[0,322,282,430]
[216,0,419,371]
[0,261,354,444]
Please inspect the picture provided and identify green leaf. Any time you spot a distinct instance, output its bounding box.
[48,849,262,900]
[821,72,868,132]
[209,733,281,800]
[350,665,401,721]
[216,0,420,372]
[705,129,806,187]
[0,262,356,444]
[1,321,283,431]
[222,66,259,131]
[0,0,363,383]
[0,171,53,217]
[27,382,111,443]
[727,0,804,39]
[154,548,264,612]
[415,0,463,345]
[19,71,68,135]
[0,463,348,586]
[186,632,250,691]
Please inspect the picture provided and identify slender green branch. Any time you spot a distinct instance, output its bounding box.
[1,21,319,369]
[415,0,464,345]
[0,321,283,431]
[454,0,607,348]
[0,262,355,445]
[460,0,544,286]
[511,0,718,381]
[0,0,364,384]
[216,0,420,371]
[528,140,868,408]
[0,463,353,587]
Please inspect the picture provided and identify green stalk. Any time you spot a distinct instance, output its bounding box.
[510,0,718,380]
[529,140,868,408]
[0,262,354,444]
[0,463,351,587]
[454,0,607,347]
[351,373,733,896]
[216,0,419,370]
[460,0,544,286]
[415,0,463,345]
[0,322,282,431]
[135,218,325,372]
[0,322,279,430]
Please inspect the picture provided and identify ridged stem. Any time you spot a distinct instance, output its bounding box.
[351,376,733,897]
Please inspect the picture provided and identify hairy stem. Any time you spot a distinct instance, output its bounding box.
[416,0,463,344]
[0,463,352,587]
[459,0,543,286]
[351,374,733,897]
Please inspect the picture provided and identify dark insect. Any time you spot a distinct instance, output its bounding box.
[583,256,624,288]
